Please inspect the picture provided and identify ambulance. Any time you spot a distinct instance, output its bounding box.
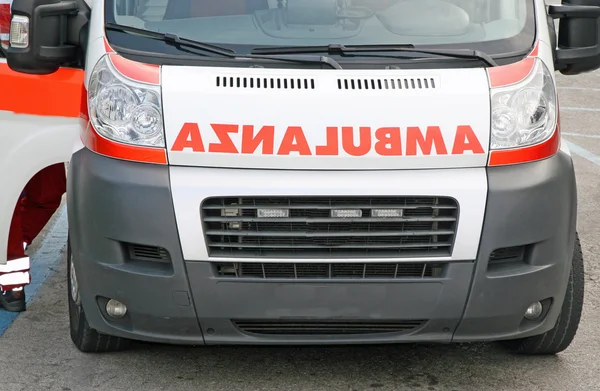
[0,0,598,354]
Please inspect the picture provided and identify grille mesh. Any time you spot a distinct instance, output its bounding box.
[201,196,458,258]
[216,262,445,279]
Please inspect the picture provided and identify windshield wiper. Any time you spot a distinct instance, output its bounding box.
[251,43,498,67]
[104,23,344,69]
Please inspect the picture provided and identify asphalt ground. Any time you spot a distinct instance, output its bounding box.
[2,26,600,391]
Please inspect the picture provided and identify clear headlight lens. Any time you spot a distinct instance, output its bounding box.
[88,55,164,147]
[491,58,557,150]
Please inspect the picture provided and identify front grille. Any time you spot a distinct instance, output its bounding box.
[201,196,458,258]
[215,262,445,279]
[232,319,426,335]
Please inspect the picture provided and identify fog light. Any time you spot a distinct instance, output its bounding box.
[524,301,543,320]
[106,299,127,318]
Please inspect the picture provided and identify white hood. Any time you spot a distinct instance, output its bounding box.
[161,66,490,170]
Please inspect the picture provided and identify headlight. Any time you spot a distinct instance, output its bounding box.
[490,58,557,150]
[88,55,165,147]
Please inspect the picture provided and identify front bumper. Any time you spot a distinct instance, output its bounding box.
[67,148,577,345]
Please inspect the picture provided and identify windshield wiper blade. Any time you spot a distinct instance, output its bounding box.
[105,23,343,69]
[106,23,240,56]
[251,43,498,67]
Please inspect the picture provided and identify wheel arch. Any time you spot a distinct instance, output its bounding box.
[0,117,82,264]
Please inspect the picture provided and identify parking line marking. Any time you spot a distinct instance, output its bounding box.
[558,87,600,92]
[565,141,600,167]
[0,206,67,336]
[561,107,600,112]
[563,132,600,139]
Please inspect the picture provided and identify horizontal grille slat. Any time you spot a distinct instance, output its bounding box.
[201,196,458,259]
[215,262,446,279]
[203,216,457,223]
[208,242,452,249]
[202,203,458,210]
[205,229,454,238]
[232,320,427,335]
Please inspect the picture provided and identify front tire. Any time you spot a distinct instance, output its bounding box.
[67,237,130,353]
[500,232,584,355]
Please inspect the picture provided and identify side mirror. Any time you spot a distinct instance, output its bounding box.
[5,0,90,75]
[549,1,600,75]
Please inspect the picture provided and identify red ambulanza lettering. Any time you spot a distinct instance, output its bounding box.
[170,123,484,157]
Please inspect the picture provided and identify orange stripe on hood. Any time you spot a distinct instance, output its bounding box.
[0,61,84,117]
[487,41,540,88]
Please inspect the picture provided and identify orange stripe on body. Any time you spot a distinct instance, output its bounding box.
[488,57,536,88]
[82,122,168,164]
[80,83,89,121]
[80,40,165,164]
[104,37,115,53]
[0,62,84,117]
[109,54,160,85]
[104,37,160,85]
[488,41,540,88]
[81,85,167,165]
[488,125,560,166]
[487,40,560,166]
[528,41,540,57]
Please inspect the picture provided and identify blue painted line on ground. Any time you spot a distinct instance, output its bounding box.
[0,206,68,336]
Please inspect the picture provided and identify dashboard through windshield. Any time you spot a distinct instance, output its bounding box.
[104,0,536,61]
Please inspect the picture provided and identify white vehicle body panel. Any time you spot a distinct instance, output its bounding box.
[162,66,491,170]
[0,1,84,266]
[0,80,82,265]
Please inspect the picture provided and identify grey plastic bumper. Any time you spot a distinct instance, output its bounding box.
[453,150,577,341]
[67,148,577,345]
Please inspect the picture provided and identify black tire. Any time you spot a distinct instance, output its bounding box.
[67,237,130,353]
[500,232,585,355]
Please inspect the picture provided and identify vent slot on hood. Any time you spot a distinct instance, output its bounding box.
[216,76,316,90]
[337,77,438,90]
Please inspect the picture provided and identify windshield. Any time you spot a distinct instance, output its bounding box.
[105,0,535,59]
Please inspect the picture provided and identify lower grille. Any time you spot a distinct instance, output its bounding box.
[201,196,458,258]
[232,319,426,335]
[126,243,170,263]
[216,262,445,279]
[489,246,526,264]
